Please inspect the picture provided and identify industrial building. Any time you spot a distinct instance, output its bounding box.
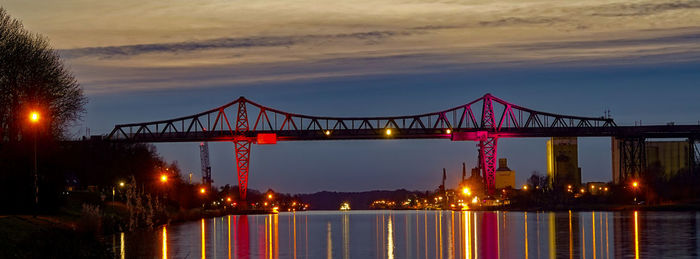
[647,141,691,180]
[458,163,485,196]
[495,158,515,189]
[612,139,694,184]
[547,137,582,188]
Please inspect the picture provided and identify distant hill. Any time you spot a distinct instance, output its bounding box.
[296,189,427,210]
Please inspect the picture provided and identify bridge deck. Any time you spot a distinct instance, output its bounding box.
[107,125,700,143]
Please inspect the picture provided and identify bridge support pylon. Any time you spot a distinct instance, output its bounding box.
[480,137,498,195]
[613,137,646,184]
[235,99,251,206]
[480,94,498,196]
[234,140,251,202]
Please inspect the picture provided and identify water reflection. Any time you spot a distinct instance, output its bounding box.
[524,212,528,259]
[201,218,205,259]
[634,211,639,259]
[387,215,394,259]
[120,232,125,259]
[115,210,700,258]
[293,213,297,259]
[162,225,167,259]
[326,221,332,259]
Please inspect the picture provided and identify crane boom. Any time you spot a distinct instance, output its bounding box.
[200,142,212,186]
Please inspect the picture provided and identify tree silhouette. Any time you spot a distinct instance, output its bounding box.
[0,7,86,142]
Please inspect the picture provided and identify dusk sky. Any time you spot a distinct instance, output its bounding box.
[3,0,700,193]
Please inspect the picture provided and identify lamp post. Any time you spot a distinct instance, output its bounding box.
[29,111,40,215]
[632,181,640,203]
[113,181,125,202]
[159,173,170,200]
[199,187,207,209]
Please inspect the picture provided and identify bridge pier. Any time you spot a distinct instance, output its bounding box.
[689,138,699,175]
[234,140,251,202]
[612,137,646,184]
[480,94,498,196]
[235,100,251,206]
[480,137,498,195]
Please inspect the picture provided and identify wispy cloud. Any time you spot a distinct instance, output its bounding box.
[3,0,700,94]
[589,1,700,17]
[60,30,410,59]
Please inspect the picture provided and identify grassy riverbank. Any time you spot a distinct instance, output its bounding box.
[0,215,112,258]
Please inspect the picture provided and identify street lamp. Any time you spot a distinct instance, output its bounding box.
[632,181,640,202]
[28,110,40,215]
[160,174,168,183]
[113,181,125,202]
[29,112,40,123]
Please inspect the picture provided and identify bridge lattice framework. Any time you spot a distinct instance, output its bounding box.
[109,93,629,200]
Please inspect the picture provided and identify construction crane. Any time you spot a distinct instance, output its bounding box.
[200,142,212,187]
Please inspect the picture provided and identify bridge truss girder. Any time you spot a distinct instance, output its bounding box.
[108,94,616,142]
[108,93,619,198]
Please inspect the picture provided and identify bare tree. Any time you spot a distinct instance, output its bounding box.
[527,171,550,191]
[0,7,86,142]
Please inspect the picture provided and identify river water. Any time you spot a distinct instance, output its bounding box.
[112,210,700,258]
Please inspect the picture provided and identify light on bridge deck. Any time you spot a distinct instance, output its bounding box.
[385,129,392,136]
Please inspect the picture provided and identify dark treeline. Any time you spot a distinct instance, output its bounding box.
[0,138,200,214]
[508,167,700,210]
[642,165,700,203]
[297,189,427,210]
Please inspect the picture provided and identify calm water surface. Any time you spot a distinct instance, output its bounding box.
[113,210,700,258]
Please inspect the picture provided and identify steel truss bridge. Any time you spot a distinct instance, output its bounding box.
[108,93,700,199]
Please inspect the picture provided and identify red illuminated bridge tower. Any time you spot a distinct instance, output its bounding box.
[108,94,617,199]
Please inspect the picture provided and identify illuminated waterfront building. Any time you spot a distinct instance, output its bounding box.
[495,158,515,189]
[645,141,691,180]
[547,137,582,188]
[612,139,693,184]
